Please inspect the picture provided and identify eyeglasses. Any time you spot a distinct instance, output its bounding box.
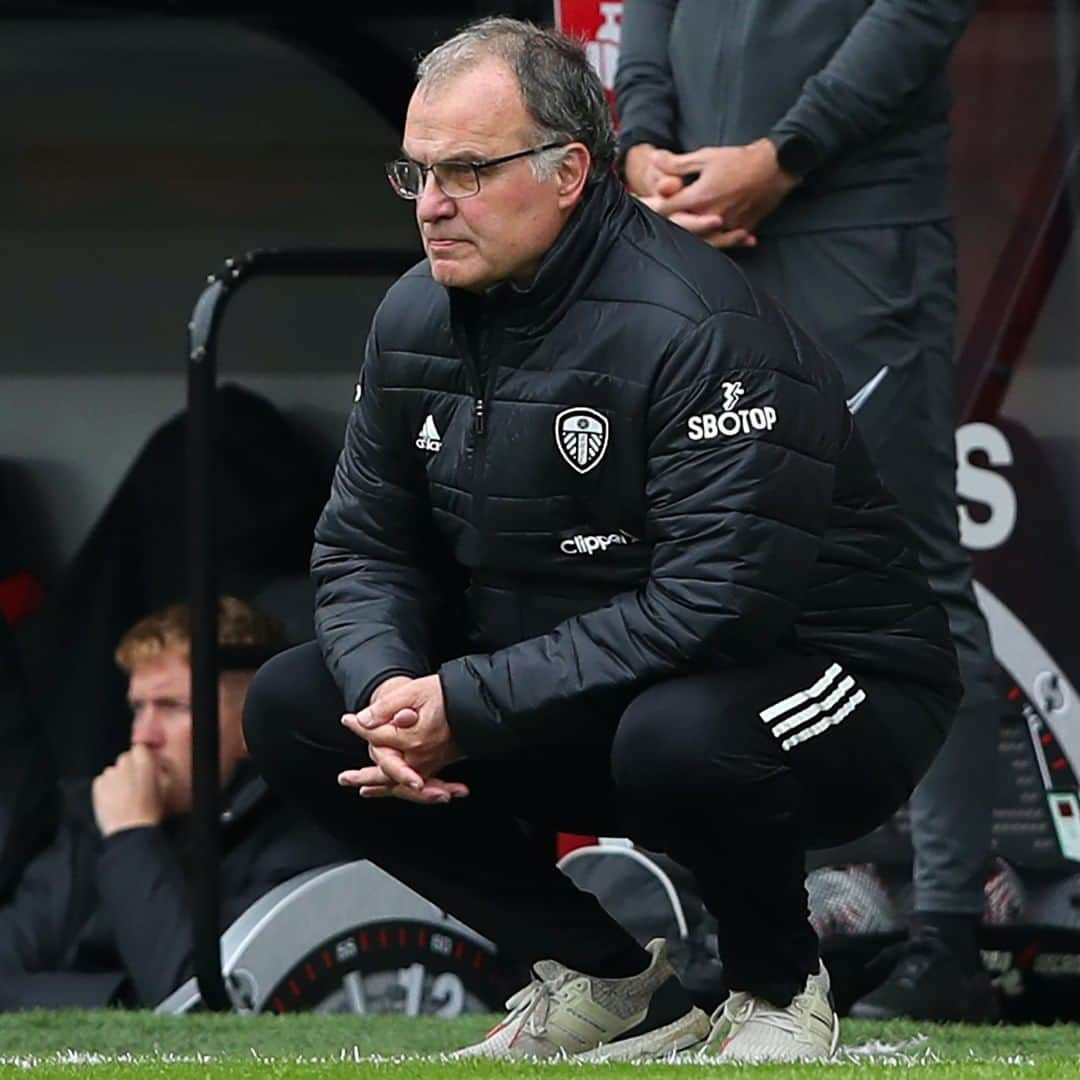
[385,142,567,200]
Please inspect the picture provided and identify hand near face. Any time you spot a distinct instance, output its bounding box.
[639,139,801,249]
[338,675,468,805]
[92,744,165,837]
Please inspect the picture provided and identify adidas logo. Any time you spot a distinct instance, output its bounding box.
[415,414,442,453]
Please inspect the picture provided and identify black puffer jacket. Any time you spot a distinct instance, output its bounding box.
[312,177,958,755]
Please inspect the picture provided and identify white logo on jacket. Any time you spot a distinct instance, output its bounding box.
[722,381,745,411]
[688,407,777,441]
[415,414,442,452]
[555,407,609,474]
[560,530,637,556]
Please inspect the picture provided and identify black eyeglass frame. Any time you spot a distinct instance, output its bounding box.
[385,141,569,200]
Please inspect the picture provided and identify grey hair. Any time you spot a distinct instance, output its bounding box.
[415,16,616,185]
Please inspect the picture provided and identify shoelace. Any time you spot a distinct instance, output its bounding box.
[500,971,573,1039]
[715,990,807,1042]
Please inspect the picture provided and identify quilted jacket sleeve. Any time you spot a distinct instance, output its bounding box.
[439,310,849,754]
[311,325,439,711]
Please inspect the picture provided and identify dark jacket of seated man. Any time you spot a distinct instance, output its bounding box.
[0,597,348,1011]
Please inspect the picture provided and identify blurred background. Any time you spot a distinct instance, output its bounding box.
[0,0,1078,1019]
[0,1,1074,574]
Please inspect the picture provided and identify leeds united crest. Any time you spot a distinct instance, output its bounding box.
[555,407,609,475]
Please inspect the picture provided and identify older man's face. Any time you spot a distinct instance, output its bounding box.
[402,58,576,292]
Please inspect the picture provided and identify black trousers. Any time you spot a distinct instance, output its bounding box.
[243,640,953,1005]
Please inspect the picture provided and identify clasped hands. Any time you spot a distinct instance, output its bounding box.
[337,675,468,805]
[625,138,800,250]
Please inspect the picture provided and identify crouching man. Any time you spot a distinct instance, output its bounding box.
[243,17,961,1063]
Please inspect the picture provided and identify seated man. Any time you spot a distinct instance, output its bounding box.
[0,596,348,1011]
[243,17,962,1064]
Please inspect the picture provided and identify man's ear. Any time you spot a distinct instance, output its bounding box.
[556,144,591,210]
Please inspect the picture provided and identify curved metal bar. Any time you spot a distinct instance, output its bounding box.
[185,246,418,1010]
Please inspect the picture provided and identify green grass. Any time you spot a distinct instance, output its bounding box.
[0,1012,1077,1077]
[5,1067,1080,1080]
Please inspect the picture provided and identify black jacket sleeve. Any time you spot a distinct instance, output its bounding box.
[95,826,197,1007]
[311,323,441,711]
[96,811,345,1007]
[440,310,849,754]
[614,0,679,157]
[769,0,975,166]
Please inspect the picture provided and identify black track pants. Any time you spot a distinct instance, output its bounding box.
[243,640,954,1005]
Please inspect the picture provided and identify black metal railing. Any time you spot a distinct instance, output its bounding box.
[186,247,418,1009]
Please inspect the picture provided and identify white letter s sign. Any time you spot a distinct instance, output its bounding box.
[956,422,1017,551]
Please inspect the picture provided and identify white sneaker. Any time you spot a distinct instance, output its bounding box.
[705,964,840,1063]
[450,938,709,1060]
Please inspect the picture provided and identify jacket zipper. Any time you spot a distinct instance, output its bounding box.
[468,349,500,568]
[450,308,497,565]
[473,355,498,438]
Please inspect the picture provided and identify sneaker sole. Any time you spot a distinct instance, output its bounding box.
[575,1007,712,1062]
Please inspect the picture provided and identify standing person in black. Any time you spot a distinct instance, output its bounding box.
[615,0,1001,1022]
[242,16,960,1063]
[0,597,346,1011]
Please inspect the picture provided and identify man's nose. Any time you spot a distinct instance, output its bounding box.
[131,712,164,747]
[417,171,455,221]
